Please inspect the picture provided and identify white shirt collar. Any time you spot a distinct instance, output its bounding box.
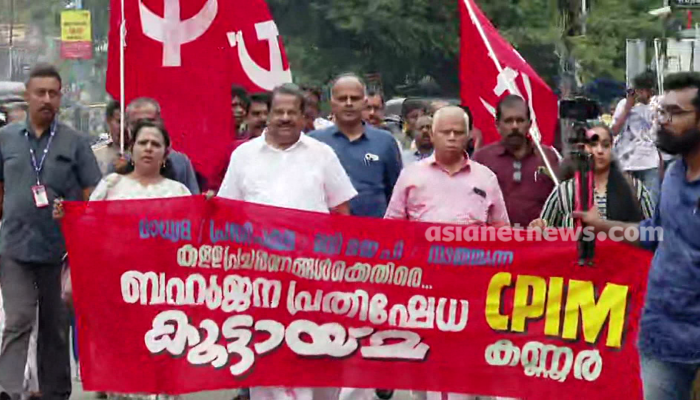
[258,131,308,152]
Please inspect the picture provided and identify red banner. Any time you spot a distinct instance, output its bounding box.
[460,0,558,146]
[106,0,291,184]
[62,197,651,400]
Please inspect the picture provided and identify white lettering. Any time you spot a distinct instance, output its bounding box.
[221,315,255,376]
[485,340,603,382]
[361,330,429,361]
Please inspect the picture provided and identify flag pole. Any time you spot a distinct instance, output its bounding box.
[463,0,560,186]
[119,0,126,155]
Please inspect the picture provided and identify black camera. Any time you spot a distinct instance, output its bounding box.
[561,98,601,150]
[559,99,599,266]
[569,121,591,146]
[559,98,601,122]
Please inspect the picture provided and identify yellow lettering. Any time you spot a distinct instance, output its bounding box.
[562,280,628,348]
[485,272,512,331]
[544,277,564,336]
[511,275,546,332]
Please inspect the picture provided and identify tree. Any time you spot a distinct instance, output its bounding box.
[1,0,684,99]
[569,0,665,83]
[268,0,461,98]
[269,0,683,98]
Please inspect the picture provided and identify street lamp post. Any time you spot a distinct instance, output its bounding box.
[582,0,587,36]
[9,0,14,80]
[9,0,14,47]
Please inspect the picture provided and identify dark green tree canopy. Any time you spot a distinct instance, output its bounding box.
[1,0,683,100]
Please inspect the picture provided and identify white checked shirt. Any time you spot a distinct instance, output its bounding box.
[217,133,357,213]
[612,98,660,171]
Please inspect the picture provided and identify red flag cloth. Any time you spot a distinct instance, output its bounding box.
[460,0,558,146]
[106,0,291,184]
[63,197,651,399]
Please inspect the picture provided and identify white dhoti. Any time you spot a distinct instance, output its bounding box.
[338,389,374,400]
[425,393,477,400]
[424,393,515,400]
[250,388,341,400]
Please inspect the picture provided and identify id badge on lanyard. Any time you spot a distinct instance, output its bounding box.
[26,122,57,208]
[32,185,49,208]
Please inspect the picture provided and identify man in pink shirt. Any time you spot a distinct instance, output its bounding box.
[385,106,510,227]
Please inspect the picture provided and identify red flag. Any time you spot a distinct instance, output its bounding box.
[106,0,292,184]
[459,0,558,146]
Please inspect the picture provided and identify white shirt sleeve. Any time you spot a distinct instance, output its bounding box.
[89,173,121,201]
[89,178,110,201]
[171,181,192,197]
[217,151,244,200]
[612,99,627,128]
[322,149,358,208]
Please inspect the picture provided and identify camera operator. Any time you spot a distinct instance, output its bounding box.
[611,71,662,200]
[575,72,700,400]
[530,124,653,229]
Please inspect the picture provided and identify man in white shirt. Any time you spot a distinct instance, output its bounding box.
[218,83,356,214]
[218,83,357,400]
[612,71,663,200]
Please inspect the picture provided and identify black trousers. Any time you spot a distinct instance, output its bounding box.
[0,257,71,400]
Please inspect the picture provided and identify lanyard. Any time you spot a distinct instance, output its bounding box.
[25,121,57,185]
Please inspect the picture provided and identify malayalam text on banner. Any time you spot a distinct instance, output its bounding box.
[61,197,653,400]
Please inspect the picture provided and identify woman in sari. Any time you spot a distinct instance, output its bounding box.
[55,119,190,400]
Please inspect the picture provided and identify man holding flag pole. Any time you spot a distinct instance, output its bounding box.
[461,0,560,229]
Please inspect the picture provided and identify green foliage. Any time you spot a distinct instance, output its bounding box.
[2,0,687,98]
[269,0,682,96]
[570,0,665,82]
[268,0,461,97]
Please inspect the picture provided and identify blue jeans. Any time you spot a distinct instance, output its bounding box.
[641,353,700,400]
[631,168,660,205]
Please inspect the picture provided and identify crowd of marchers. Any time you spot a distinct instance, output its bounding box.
[0,64,699,400]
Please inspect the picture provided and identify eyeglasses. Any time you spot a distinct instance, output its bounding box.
[656,108,696,124]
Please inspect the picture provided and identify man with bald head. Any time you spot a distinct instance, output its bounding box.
[385,106,509,227]
[309,74,402,217]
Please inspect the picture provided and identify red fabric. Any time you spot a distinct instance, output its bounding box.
[63,197,651,399]
[206,139,249,192]
[459,0,558,146]
[106,0,289,184]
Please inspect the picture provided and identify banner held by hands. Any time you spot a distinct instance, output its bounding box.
[62,197,650,399]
